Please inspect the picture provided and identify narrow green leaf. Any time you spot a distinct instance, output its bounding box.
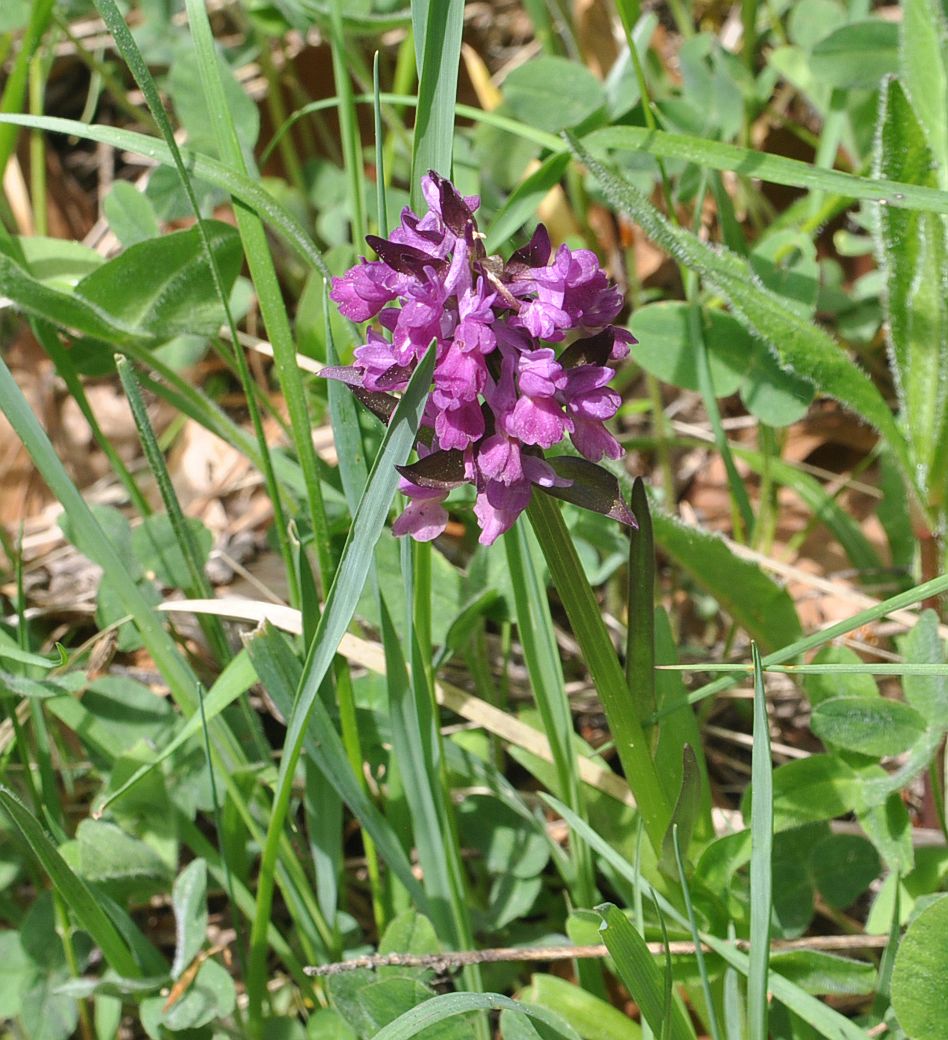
[372,993,581,1040]
[0,787,139,978]
[411,0,465,205]
[901,0,948,189]
[0,114,330,278]
[596,904,695,1040]
[873,77,948,501]
[748,644,772,1040]
[569,136,913,485]
[486,151,572,254]
[626,477,656,726]
[586,124,948,216]
[527,492,672,853]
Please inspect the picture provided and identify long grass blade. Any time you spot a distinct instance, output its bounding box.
[748,644,772,1040]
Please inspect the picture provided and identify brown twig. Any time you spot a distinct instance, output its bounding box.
[304,933,890,977]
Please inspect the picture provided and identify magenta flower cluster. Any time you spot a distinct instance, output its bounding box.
[328,172,632,545]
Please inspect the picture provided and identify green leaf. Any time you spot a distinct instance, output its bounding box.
[167,43,259,156]
[651,507,802,651]
[132,513,213,589]
[901,0,948,190]
[0,787,140,978]
[808,832,881,909]
[810,21,899,88]
[858,792,914,875]
[768,951,876,996]
[171,859,208,979]
[103,181,161,247]
[585,124,948,216]
[73,819,172,886]
[891,894,948,1040]
[595,904,695,1040]
[629,302,745,396]
[748,645,772,1040]
[744,754,864,831]
[899,609,948,724]
[75,221,242,339]
[141,957,235,1034]
[0,113,330,278]
[372,993,581,1040]
[486,151,572,254]
[873,77,948,500]
[811,696,927,757]
[12,235,103,288]
[504,57,605,132]
[518,975,642,1040]
[410,0,465,205]
[803,645,879,706]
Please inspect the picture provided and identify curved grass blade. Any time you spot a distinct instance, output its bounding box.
[246,344,436,1027]
[587,124,948,216]
[373,992,581,1040]
[0,113,329,278]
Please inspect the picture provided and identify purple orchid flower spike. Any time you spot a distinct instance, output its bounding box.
[324,171,637,545]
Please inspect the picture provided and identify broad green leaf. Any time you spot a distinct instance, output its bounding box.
[891,894,948,1040]
[596,904,696,1040]
[0,787,140,978]
[140,957,235,1035]
[503,57,605,132]
[900,0,948,189]
[810,21,899,88]
[803,645,878,706]
[743,754,864,831]
[898,609,948,724]
[768,951,876,996]
[569,137,913,485]
[75,221,242,339]
[873,77,948,501]
[749,231,819,318]
[629,302,745,395]
[13,235,103,289]
[103,180,160,247]
[171,859,208,979]
[377,911,441,981]
[73,819,172,886]
[651,507,802,651]
[808,832,881,909]
[858,792,914,875]
[787,0,846,51]
[167,43,259,156]
[519,975,642,1040]
[0,930,33,1018]
[132,513,213,590]
[811,696,927,757]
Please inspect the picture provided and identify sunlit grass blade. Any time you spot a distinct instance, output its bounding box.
[586,124,948,216]
[668,571,948,717]
[568,135,914,488]
[545,795,868,1040]
[527,492,672,853]
[246,345,436,1031]
[410,0,465,203]
[0,113,329,277]
[748,644,772,1040]
[0,786,140,978]
[373,993,582,1040]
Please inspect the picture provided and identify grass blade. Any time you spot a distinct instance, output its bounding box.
[626,476,656,726]
[246,344,436,1030]
[748,644,772,1040]
[410,0,465,204]
[586,124,948,216]
[373,993,581,1040]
